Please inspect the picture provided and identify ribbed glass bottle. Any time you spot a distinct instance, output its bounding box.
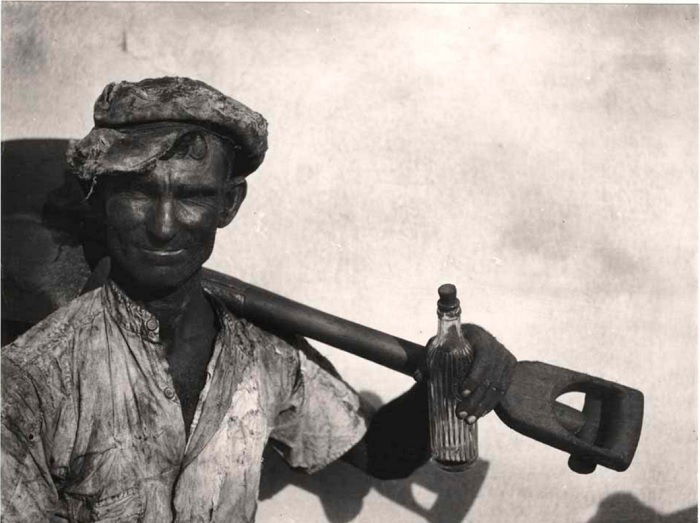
[426,284,478,472]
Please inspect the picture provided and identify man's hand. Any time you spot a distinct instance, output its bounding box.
[344,324,515,479]
[455,323,517,424]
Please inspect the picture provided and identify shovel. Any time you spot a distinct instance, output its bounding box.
[201,268,644,474]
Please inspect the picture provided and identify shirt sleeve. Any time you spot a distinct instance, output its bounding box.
[268,335,369,473]
[1,359,60,521]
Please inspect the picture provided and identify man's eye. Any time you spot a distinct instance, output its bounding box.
[122,189,150,200]
[173,192,215,206]
[178,189,218,200]
[108,187,146,201]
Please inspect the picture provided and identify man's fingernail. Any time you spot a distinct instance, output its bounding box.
[467,415,477,424]
[461,389,471,398]
[457,411,469,419]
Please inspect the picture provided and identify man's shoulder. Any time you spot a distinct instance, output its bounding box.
[219,305,342,380]
[223,311,299,365]
[2,287,106,369]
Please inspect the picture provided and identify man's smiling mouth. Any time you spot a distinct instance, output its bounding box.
[139,247,186,258]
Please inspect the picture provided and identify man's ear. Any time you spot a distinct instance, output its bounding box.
[219,177,247,228]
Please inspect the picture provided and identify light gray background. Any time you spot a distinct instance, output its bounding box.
[2,3,697,522]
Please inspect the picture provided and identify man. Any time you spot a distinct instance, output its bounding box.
[1,77,515,522]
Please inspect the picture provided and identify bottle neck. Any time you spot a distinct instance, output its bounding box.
[436,307,464,342]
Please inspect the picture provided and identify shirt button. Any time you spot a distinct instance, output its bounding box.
[163,387,176,400]
[146,318,158,331]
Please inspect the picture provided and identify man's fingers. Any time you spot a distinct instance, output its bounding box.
[487,348,515,393]
[469,385,502,418]
[461,346,494,388]
[448,323,517,422]
[458,367,503,418]
[459,377,480,398]
[456,378,489,418]
[461,375,506,419]
[467,355,516,418]
[457,355,495,414]
[457,345,515,419]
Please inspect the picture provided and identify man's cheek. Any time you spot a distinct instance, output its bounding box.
[105,226,138,262]
[103,202,148,259]
[176,207,220,247]
[105,198,148,233]
[176,203,219,229]
[192,228,217,261]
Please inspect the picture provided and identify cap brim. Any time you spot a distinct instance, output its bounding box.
[67,124,195,181]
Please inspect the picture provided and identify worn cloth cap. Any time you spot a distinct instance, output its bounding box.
[67,77,268,181]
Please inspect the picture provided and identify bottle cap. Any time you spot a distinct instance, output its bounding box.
[437,283,460,312]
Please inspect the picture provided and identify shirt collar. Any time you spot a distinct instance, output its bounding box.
[104,280,161,342]
[102,279,252,361]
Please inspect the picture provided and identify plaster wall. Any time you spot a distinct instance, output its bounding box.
[2,3,697,521]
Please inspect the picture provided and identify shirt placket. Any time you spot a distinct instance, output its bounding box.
[178,303,248,467]
[136,313,190,441]
[137,304,228,451]
[184,332,223,453]
[106,282,177,401]
[142,317,170,390]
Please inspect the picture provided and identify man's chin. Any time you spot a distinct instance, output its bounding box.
[113,264,202,300]
[145,268,196,288]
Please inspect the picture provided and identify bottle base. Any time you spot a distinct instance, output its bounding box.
[433,458,476,473]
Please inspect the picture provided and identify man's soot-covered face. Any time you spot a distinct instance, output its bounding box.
[100,132,238,296]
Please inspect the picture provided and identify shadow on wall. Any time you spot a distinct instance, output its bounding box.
[586,493,697,523]
[259,448,489,523]
[1,139,95,343]
[259,390,489,522]
[259,449,489,523]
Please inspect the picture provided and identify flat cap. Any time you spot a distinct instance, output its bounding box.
[67,77,268,181]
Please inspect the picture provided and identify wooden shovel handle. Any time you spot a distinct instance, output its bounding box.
[201,269,590,436]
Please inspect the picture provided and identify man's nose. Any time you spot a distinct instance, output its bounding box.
[148,198,177,243]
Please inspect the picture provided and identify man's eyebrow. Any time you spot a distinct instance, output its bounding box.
[118,178,159,191]
[114,178,218,193]
[173,184,219,194]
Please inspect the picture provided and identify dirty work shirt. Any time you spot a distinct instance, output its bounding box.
[1,281,367,522]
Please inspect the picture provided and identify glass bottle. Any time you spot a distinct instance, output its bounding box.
[426,283,478,471]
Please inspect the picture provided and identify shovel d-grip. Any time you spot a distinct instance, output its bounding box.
[495,361,644,474]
